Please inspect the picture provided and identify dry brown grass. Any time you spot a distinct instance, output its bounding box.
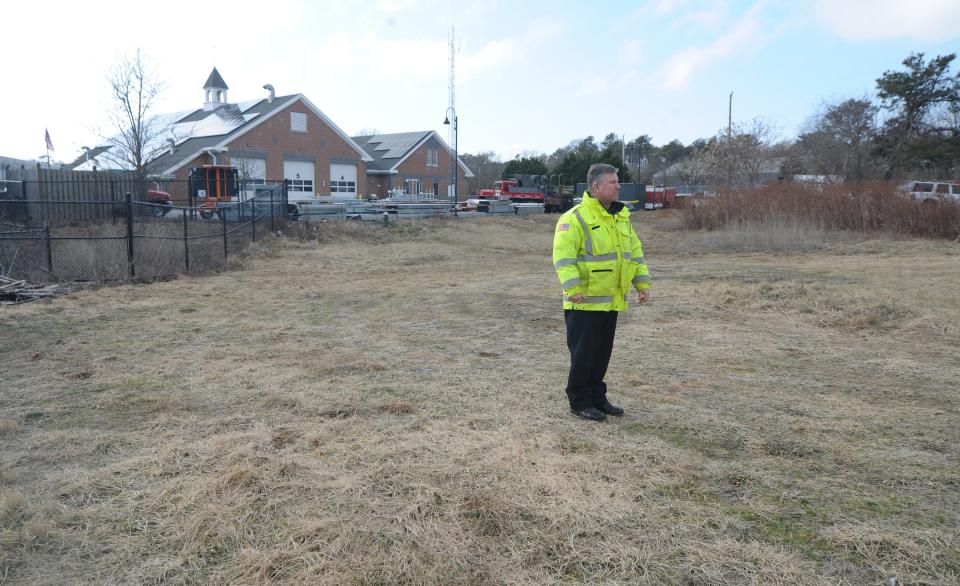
[1,212,958,584]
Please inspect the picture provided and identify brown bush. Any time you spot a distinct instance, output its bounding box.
[683,182,960,239]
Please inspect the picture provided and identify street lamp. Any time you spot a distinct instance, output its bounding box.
[443,107,458,212]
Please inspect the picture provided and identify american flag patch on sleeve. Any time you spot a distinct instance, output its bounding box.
[558,224,569,231]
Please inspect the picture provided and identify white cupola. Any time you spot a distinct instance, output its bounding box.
[203,67,229,111]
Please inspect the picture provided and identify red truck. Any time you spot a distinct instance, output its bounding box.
[478,178,568,212]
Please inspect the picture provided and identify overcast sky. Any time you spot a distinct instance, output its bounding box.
[2,0,959,164]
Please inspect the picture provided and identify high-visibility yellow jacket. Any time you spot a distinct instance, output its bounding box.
[552,192,650,311]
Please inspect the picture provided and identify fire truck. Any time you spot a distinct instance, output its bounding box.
[478,176,571,213]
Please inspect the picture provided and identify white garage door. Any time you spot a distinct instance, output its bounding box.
[232,157,266,201]
[232,157,266,182]
[330,163,357,199]
[284,160,315,199]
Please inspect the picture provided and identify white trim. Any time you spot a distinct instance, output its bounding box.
[157,94,373,176]
[297,95,373,162]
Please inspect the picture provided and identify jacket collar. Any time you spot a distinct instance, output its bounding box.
[582,191,628,218]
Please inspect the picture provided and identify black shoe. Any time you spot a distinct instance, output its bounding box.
[571,407,607,421]
[596,401,624,416]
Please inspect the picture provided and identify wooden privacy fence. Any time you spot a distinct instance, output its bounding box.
[0,163,149,225]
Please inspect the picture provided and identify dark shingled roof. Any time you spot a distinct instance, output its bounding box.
[146,94,299,175]
[203,67,228,90]
[177,108,211,123]
[146,135,231,176]
[351,131,473,177]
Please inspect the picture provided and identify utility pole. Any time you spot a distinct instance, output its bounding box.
[727,91,733,189]
[621,134,626,169]
[728,91,733,138]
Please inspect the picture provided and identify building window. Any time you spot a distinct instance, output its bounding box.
[330,179,356,193]
[405,178,421,195]
[433,182,439,196]
[288,178,314,193]
[427,148,438,167]
[290,112,307,133]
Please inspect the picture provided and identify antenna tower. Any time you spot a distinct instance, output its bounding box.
[448,28,457,153]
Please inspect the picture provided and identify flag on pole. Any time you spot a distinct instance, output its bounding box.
[45,129,55,151]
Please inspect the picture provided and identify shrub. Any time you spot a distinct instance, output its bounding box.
[682,182,960,240]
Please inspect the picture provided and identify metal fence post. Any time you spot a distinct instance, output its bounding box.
[125,192,135,278]
[222,209,228,261]
[183,207,190,274]
[251,196,257,242]
[44,225,53,273]
[269,190,275,233]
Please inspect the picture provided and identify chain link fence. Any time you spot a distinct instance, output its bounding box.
[0,183,288,284]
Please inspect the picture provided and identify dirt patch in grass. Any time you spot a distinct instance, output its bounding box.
[0,419,19,436]
[1,212,958,584]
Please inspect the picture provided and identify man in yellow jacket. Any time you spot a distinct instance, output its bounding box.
[552,163,650,421]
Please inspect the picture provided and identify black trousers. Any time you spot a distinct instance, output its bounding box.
[564,309,618,410]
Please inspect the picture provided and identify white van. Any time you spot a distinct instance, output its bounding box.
[899,180,960,204]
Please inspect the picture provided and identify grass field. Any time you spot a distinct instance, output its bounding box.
[2,212,958,584]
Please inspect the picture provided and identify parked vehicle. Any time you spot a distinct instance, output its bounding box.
[145,184,173,217]
[899,180,960,204]
[478,177,571,212]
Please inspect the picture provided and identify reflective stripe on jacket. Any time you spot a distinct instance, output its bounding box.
[552,191,650,311]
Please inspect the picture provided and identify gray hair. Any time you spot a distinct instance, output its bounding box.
[587,163,618,190]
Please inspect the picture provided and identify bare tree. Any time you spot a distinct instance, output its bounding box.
[792,98,880,181]
[100,49,172,184]
[231,157,266,201]
[689,119,779,188]
[460,151,504,194]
